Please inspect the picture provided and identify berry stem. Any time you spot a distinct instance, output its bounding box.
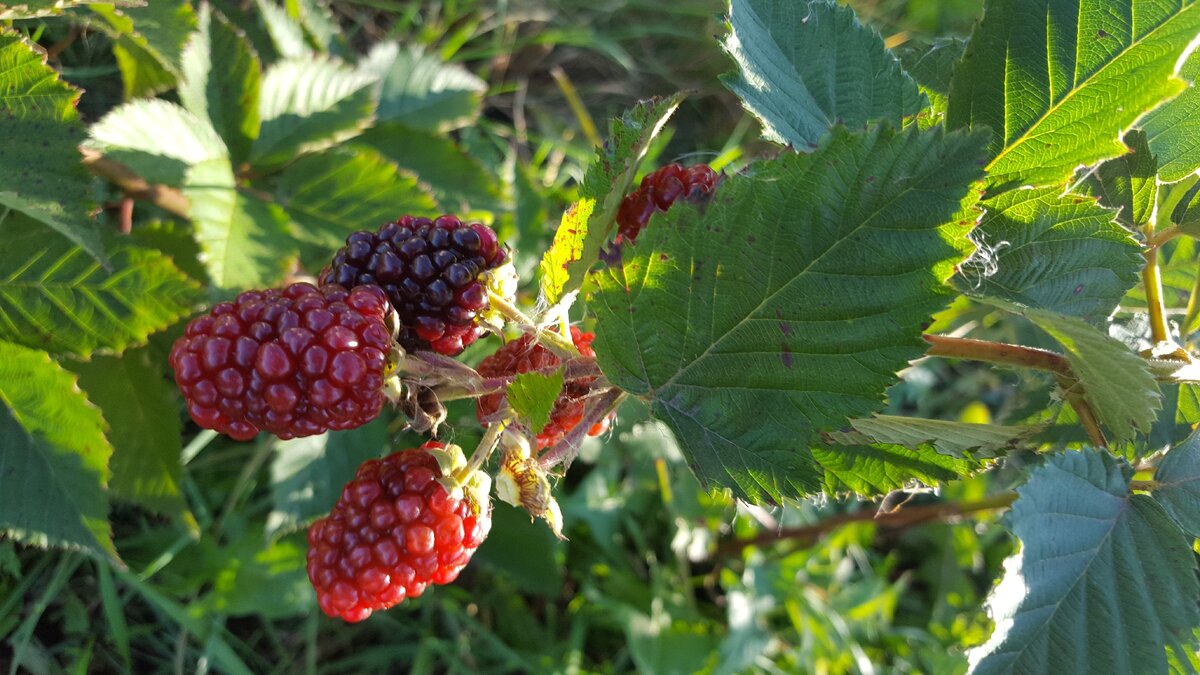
[539,388,626,469]
[487,290,581,359]
[460,418,509,481]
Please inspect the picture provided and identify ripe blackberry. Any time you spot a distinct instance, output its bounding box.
[615,163,719,243]
[321,215,511,356]
[306,442,492,623]
[169,283,395,441]
[476,327,613,449]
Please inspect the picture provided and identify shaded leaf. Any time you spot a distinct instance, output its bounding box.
[830,415,1036,458]
[968,451,1199,675]
[947,0,1200,187]
[812,443,977,495]
[590,124,986,502]
[1154,426,1200,537]
[0,31,104,263]
[0,341,116,561]
[1026,308,1161,443]
[67,348,188,518]
[0,0,135,19]
[895,38,968,117]
[87,98,228,187]
[954,187,1142,319]
[721,0,924,148]
[0,215,201,357]
[90,0,198,98]
[357,124,504,214]
[1144,45,1200,183]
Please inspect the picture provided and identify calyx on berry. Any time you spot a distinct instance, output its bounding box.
[306,442,492,623]
[320,215,515,356]
[169,283,399,441]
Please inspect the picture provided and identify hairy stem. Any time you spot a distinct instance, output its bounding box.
[539,388,626,470]
[719,492,1018,556]
[1183,259,1200,339]
[461,418,508,480]
[923,334,1107,448]
[1142,224,1172,344]
[487,291,581,358]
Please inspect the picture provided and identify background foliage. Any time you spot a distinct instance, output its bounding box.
[6,0,1200,673]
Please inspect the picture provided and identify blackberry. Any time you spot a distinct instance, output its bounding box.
[169,283,395,441]
[616,163,719,243]
[321,215,510,356]
[476,327,613,449]
[306,442,492,622]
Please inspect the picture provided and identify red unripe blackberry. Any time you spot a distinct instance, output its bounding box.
[169,283,395,441]
[616,163,719,244]
[476,327,614,449]
[320,215,510,356]
[306,442,493,623]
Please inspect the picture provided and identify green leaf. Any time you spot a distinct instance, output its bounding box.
[87,98,228,187]
[829,415,1036,458]
[250,57,376,170]
[1084,130,1160,229]
[1026,308,1161,443]
[968,450,1199,675]
[267,419,389,537]
[0,341,116,561]
[90,0,198,98]
[0,215,201,357]
[540,95,682,307]
[947,0,1200,188]
[590,124,987,502]
[1144,46,1200,183]
[254,0,311,59]
[0,31,104,263]
[358,42,487,133]
[954,187,1143,319]
[271,146,436,253]
[1153,426,1200,537]
[1169,179,1200,237]
[186,158,297,292]
[0,1,135,19]
[180,4,263,164]
[357,125,504,214]
[895,38,967,117]
[507,369,565,436]
[200,528,311,619]
[721,0,924,149]
[811,442,977,495]
[66,348,188,518]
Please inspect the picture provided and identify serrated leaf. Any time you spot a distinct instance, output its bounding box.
[0,31,104,263]
[1144,46,1200,183]
[357,124,505,213]
[358,42,486,133]
[67,348,187,518]
[954,187,1143,319]
[87,98,228,187]
[1170,179,1200,236]
[0,341,116,561]
[0,214,201,357]
[540,95,682,306]
[895,38,968,117]
[197,526,311,619]
[507,369,565,436]
[1084,130,1160,229]
[250,57,376,170]
[186,158,297,291]
[721,0,924,149]
[90,0,198,98]
[0,0,136,19]
[272,146,436,254]
[180,4,263,163]
[947,0,1200,188]
[1026,308,1161,443]
[590,124,987,503]
[266,420,389,537]
[255,0,311,59]
[832,415,1036,458]
[1154,426,1200,537]
[968,451,1199,675]
[811,443,977,495]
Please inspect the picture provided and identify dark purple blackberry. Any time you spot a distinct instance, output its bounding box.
[321,215,509,356]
